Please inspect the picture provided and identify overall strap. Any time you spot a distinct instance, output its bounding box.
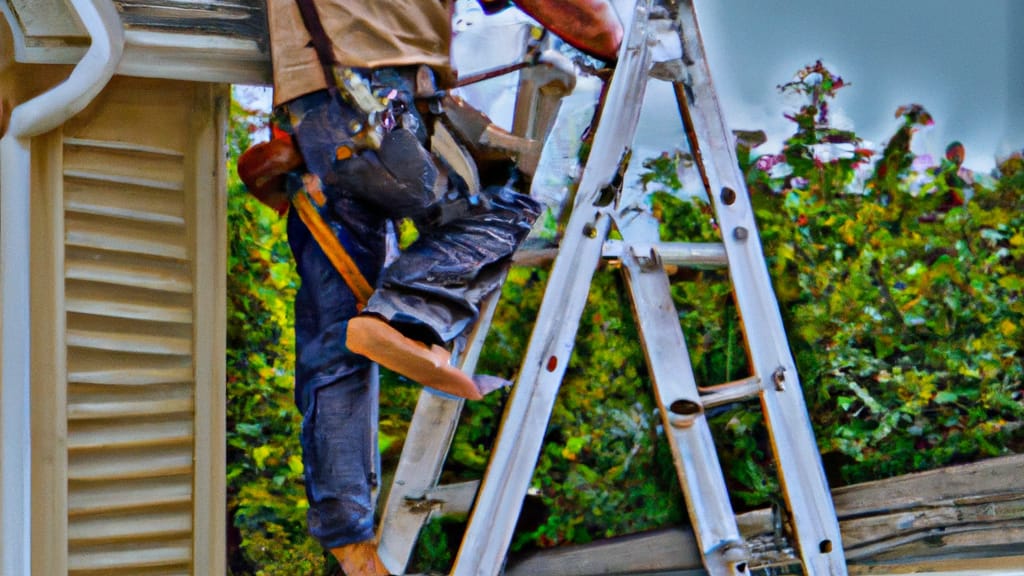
[293,176,375,309]
[293,0,344,103]
[290,0,375,308]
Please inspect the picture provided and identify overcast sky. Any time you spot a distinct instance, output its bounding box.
[451,0,1021,176]
[665,0,1022,172]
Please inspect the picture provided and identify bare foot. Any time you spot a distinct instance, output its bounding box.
[331,540,388,576]
[347,316,502,400]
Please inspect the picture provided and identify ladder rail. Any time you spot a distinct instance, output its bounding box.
[377,30,578,574]
[674,1,847,573]
[616,212,749,576]
[451,2,656,573]
[375,289,497,573]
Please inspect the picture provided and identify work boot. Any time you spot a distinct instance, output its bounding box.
[347,315,484,400]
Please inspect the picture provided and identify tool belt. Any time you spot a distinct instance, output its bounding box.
[235,0,528,305]
[235,89,512,309]
[237,63,527,216]
[238,81,510,212]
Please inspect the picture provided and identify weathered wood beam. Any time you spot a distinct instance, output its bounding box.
[113,0,266,44]
[504,455,1024,575]
[506,527,705,576]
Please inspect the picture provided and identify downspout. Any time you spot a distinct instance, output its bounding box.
[0,1,124,575]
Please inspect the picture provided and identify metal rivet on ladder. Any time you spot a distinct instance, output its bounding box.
[733,227,748,241]
[667,399,702,428]
[772,367,786,391]
[720,186,737,205]
[582,222,597,238]
[670,399,702,415]
[819,539,833,554]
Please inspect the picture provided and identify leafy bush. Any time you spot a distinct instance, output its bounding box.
[742,62,1024,484]
[225,94,329,575]
[426,63,1024,568]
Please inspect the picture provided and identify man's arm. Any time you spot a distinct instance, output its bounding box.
[477,0,623,61]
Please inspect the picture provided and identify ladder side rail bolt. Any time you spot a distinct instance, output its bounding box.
[674,1,847,574]
[452,1,656,573]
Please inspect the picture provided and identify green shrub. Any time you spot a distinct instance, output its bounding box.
[225,94,330,575]
[742,62,1024,484]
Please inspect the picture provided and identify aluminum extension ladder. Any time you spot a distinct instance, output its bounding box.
[377,1,848,574]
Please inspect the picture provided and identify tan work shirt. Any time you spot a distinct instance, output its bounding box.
[267,0,456,106]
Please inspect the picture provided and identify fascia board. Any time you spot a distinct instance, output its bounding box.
[2,1,271,85]
[2,0,88,63]
[5,28,270,85]
[117,30,270,85]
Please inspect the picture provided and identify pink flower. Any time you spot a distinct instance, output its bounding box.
[911,154,936,172]
[755,154,784,172]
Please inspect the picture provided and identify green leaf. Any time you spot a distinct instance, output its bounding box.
[288,454,304,475]
[253,445,273,469]
[837,396,855,411]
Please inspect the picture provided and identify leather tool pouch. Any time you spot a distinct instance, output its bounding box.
[237,130,303,214]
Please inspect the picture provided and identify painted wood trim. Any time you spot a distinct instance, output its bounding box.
[118,30,270,85]
[30,127,69,576]
[190,81,228,576]
[9,29,270,85]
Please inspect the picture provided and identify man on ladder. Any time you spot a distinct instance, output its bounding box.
[240,0,622,573]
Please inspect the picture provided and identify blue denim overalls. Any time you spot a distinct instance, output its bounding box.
[278,72,541,547]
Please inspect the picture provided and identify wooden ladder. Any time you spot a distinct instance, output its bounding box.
[378,1,848,574]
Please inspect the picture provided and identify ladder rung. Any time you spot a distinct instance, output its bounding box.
[404,480,480,519]
[513,240,728,268]
[699,376,762,408]
[619,241,728,268]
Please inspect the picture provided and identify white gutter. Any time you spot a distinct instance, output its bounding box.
[0,1,124,574]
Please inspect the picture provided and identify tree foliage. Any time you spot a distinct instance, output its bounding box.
[225,95,328,575]
[743,62,1024,484]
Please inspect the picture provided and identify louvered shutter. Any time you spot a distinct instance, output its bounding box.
[31,76,226,576]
